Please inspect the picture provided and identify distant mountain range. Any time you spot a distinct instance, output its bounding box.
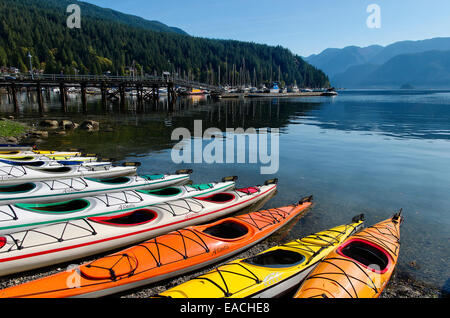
[305,37,450,88]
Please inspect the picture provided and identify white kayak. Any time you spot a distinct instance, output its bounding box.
[0,157,99,167]
[0,150,84,159]
[0,162,139,185]
[0,169,195,205]
[0,180,277,276]
[0,175,236,234]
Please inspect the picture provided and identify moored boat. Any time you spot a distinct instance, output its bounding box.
[269,82,280,94]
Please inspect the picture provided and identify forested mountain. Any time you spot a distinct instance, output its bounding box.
[0,0,329,88]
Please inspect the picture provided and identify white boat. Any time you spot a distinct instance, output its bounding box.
[158,88,168,96]
[288,84,300,93]
[0,176,236,235]
[0,156,99,167]
[0,169,194,205]
[269,82,280,94]
[0,181,277,276]
[0,163,139,185]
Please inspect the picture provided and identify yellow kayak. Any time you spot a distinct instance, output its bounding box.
[156,214,365,298]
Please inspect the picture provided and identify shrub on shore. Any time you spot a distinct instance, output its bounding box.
[0,120,29,138]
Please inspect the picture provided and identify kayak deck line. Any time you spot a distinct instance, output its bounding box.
[0,183,275,269]
[294,210,404,298]
[0,192,310,298]
[156,213,365,298]
[0,174,191,203]
[0,182,234,232]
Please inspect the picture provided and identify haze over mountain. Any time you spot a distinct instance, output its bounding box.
[305,37,450,88]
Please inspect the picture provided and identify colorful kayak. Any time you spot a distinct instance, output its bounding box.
[0,180,277,278]
[157,214,365,298]
[0,156,99,167]
[0,150,83,159]
[0,175,235,234]
[294,210,404,298]
[0,162,139,185]
[0,169,195,205]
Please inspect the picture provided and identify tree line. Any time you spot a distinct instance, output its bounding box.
[0,0,330,88]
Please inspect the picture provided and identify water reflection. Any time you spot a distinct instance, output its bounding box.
[0,89,449,293]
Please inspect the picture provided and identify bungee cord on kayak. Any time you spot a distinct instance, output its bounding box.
[0,196,309,298]
[294,211,404,298]
[155,214,365,298]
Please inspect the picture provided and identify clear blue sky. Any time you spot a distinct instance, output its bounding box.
[83,0,450,57]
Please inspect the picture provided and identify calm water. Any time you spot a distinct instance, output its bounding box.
[1,89,449,293]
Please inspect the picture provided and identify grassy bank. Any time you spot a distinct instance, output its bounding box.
[0,120,29,138]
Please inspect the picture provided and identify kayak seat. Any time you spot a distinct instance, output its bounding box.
[244,249,305,268]
[338,239,390,272]
[236,187,259,195]
[88,209,157,226]
[16,199,90,213]
[196,193,235,203]
[142,174,165,181]
[203,221,248,239]
[138,187,182,196]
[0,183,36,193]
[188,184,213,191]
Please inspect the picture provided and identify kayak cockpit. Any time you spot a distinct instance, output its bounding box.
[203,220,249,239]
[15,199,90,213]
[243,249,306,268]
[337,239,391,273]
[89,176,131,185]
[137,187,182,197]
[0,183,36,193]
[88,209,158,226]
[196,193,235,204]
[29,166,73,173]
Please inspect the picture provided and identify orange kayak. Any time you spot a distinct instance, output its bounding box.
[0,196,313,298]
[294,210,404,298]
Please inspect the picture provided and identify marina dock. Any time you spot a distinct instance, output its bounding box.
[217,91,337,99]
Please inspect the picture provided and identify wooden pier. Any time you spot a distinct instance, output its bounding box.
[0,74,223,112]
